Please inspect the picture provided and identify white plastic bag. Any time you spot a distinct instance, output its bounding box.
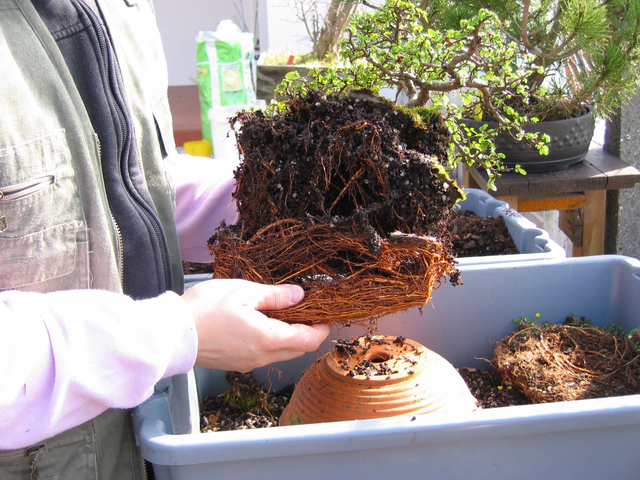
[196,20,256,144]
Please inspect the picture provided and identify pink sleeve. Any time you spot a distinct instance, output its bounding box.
[0,288,197,450]
[171,155,239,263]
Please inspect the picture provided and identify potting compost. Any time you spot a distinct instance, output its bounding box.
[449,210,519,256]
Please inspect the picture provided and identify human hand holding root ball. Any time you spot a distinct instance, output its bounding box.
[182,279,331,373]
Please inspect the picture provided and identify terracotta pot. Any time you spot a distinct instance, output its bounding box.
[280,336,477,426]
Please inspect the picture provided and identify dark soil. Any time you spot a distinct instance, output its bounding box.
[449,210,519,257]
[199,367,531,432]
[200,372,294,432]
[473,96,589,122]
[458,367,531,408]
[225,90,459,240]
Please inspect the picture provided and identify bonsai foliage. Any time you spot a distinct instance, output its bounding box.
[426,0,640,121]
[276,0,548,185]
[276,0,640,183]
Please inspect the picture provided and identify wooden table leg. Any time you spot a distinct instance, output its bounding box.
[581,189,607,256]
[495,195,519,210]
[463,168,483,190]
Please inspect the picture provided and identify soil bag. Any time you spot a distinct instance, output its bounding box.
[196,20,256,146]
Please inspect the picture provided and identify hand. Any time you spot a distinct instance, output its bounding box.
[181,279,330,372]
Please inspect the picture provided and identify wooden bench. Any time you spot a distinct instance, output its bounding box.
[464,146,640,256]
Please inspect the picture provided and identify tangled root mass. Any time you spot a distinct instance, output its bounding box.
[209,91,463,324]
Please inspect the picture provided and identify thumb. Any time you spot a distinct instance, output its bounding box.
[252,284,305,311]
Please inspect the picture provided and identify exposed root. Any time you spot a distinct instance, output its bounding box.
[494,317,640,403]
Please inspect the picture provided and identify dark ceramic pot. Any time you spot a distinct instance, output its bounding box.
[461,106,595,173]
[257,65,326,103]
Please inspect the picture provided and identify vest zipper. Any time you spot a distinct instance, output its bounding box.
[0,443,46,461]
[111,213,125,289]
[94,135,125,289]
[0,175,55,201]
[80,1,172,291]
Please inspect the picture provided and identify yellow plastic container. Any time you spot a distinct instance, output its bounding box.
[183,140,211,157]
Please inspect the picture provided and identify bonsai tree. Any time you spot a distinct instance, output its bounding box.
[276,0,640,185]
[424,0,640,121]
[208,0,640,322]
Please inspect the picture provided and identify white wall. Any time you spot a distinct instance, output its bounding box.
[264,0,314,55]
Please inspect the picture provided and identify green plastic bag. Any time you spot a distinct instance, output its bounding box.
[196,21,256,143]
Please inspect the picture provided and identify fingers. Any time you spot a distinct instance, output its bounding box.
[251,284,305,311]
[258,318,331,357]
[182,279,330,372]
[230,320,331,369]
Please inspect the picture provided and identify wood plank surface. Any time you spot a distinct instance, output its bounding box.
[466,146,640,196]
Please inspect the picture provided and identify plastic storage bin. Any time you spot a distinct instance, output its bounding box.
[134,255,640,480]
[455,188,565,265]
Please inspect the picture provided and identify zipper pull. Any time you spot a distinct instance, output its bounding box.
[26,444,47,480]
[0,192,6,233]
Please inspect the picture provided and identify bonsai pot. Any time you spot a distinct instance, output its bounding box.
[461,106,595,173]
[280,336,477,425]
[257,65,326,103]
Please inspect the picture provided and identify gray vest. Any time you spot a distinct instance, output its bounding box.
[0,0,183,477]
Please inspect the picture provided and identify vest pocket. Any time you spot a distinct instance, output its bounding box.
[0,221,89,291]
[0,131,90,291]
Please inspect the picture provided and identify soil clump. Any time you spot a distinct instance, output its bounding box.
[449,210,519,257]
[494,315,640,403]
[207,91,464,325]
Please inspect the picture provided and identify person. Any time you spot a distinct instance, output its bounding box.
[0,1,330,478]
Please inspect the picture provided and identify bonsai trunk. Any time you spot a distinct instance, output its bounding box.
[313,0,359,60]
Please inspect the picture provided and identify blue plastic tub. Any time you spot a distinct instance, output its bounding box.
[455,188,565,264]
[135,255,640,480]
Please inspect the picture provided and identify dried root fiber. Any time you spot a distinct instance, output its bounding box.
[494,316,640,403]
